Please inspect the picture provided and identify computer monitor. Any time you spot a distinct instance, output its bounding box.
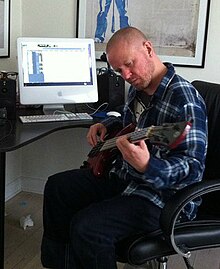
[17,37,98,114]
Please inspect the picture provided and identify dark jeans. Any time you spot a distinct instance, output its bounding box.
[41,168,161,269]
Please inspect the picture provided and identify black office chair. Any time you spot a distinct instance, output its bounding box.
[116,80,220,269]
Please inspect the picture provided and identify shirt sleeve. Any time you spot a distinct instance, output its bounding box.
[101,116,123,134]
[124,98,208,190]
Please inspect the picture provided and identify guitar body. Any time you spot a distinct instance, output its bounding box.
[85,124,136,177]
[87,149,117,177]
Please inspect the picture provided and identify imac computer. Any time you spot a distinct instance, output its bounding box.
[17,37,98,114]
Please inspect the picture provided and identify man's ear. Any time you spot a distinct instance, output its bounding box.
[143,41,153,57]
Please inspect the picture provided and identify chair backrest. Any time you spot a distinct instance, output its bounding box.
[192,80,220,216]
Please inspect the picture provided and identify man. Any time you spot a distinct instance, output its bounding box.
[41,27,207,269]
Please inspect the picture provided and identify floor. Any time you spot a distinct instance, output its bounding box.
[5,192,43,269]
[4,192,220,269]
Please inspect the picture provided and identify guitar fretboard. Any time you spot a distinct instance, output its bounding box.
[88,121,190,158]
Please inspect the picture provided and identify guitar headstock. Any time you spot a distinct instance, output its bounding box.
[147,121,192,149]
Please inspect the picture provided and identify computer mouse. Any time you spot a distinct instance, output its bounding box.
[106,111,121,117]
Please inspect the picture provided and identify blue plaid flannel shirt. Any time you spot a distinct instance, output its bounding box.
[102,63,207,220]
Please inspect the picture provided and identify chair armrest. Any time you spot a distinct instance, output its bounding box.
[159,179,220,257]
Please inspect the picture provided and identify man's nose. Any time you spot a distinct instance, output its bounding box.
[122,68,132,80]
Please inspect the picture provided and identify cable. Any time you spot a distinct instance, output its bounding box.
[86,102,109,115]
[53,109,73,115]
[53,103,109,116]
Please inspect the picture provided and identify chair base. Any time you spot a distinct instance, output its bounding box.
[122,256,194,269]
[156,256,194,269]
[183,257,194,269]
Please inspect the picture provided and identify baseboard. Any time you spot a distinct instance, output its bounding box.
[5,177,46,202]
[21,176,46,194]
[5,177,22,201]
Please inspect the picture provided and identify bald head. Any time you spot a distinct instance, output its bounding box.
[105,27,166,94]
[106,27,148,53]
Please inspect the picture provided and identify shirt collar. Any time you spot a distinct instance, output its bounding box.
[127,62,176,105]
[152,62,176,102]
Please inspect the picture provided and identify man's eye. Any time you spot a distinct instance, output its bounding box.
[125,62,132,67]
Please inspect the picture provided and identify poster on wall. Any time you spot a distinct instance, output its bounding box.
[0,0,10,58]
[77,0,210,68]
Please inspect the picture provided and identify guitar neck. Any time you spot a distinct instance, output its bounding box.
[88,121,191,158]
[100,127,151,151]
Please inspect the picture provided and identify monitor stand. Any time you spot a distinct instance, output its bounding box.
[43,104,66,115]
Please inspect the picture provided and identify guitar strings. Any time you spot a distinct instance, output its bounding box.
[101,124,180,151]
[101,128,150,151]
[89,141,105,156]
[89,131,145,156]
[89,124,179,156]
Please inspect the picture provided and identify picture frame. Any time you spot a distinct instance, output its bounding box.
[76,0,210,68]
[0,0,10,58]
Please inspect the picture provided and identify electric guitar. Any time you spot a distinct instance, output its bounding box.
[82,121,192,177]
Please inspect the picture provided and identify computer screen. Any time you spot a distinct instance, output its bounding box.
[17,37,98,114]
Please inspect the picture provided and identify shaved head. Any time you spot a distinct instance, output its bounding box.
[106,27,148,53]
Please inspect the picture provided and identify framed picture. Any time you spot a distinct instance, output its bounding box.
[0,0,10,58]
[77,0,210,67]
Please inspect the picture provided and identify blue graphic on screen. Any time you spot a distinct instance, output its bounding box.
[29,52,44,83]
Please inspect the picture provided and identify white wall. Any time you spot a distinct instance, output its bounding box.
[1,0,220,198]
[5,149,22,200]
[21,128,91,194]
[0,0,77,71]
[176,0,220,83]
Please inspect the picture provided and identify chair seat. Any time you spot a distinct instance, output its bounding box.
[116,220,220,265]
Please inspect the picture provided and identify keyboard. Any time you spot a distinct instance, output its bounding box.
[19,113,93,124]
